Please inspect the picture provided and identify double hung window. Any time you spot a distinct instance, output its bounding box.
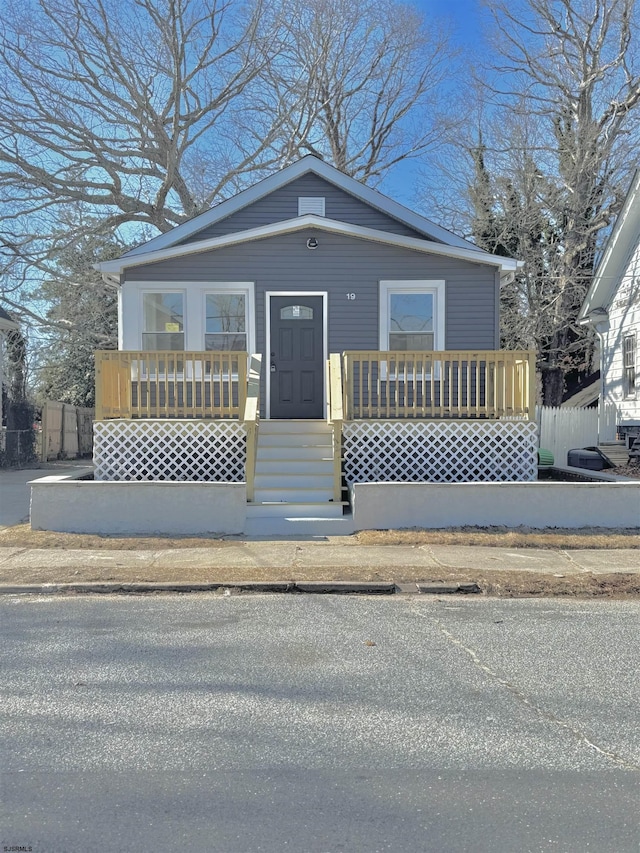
[624,334,636,397]
[205,293,247,351]
[142,292,184,350]
[380,281,445,352]
[389,292,435,351]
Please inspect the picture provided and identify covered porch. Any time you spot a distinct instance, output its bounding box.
[95,349,536,422]
[93,349,538,506]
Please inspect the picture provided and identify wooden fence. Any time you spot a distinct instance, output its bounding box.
[40,401,94,461]
[536,404,618,466]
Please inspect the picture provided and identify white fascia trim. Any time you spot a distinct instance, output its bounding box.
[579,169,640,322]
[122,157,478,258]
[98,215,519,278]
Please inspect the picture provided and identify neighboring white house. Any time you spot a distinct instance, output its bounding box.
[580,170,640,447]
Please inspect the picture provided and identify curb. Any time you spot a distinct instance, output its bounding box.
[0,580,400,596]
[0,581,485,596]
[417,582,482,595]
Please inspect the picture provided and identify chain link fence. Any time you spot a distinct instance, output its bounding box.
[0,429,38,467]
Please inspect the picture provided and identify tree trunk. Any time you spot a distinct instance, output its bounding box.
[541,365,564,407]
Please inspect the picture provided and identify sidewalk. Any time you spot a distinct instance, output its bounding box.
[2,465,638,596]
[0,539,638,596]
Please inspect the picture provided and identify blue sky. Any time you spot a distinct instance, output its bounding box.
[415,0,484,46]
[380,0,486,211]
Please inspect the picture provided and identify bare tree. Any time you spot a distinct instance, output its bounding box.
[467,117,565,361]
[479,0,640,404]
[260,0,458,183]
[0,0,282,284]
[0,0,460,339]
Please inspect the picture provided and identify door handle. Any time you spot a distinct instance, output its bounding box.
[271,362,276,372]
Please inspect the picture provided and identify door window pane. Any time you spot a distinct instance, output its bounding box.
[205,294,246,351]
[280,305,314,320]
[142,292,184,350]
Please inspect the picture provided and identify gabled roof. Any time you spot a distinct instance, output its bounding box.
[123,155,481,258]
[579,170,640,323]
[98,215,520,281]
[562,378,600,408]
[0,305,18,331]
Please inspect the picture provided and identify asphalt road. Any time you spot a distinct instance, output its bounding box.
[1,594,638,853]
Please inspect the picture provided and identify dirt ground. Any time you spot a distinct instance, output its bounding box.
[2,522,638,551]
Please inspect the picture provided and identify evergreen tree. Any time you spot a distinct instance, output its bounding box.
[35,232,124,407]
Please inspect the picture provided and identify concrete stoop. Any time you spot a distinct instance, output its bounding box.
[246,420,352,535]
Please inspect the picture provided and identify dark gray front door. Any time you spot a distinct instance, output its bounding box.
[269,295,324,418]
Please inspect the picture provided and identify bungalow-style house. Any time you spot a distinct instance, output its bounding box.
[580,170,640,450]
[94,156,537,534]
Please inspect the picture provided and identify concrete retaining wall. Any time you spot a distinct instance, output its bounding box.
[351,480,640,530]
[30,473,246,535]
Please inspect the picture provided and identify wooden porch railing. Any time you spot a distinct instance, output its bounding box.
[343,350,536,420]
[326,352,344,502]
[243,354,262,502]
[95,351,248,420]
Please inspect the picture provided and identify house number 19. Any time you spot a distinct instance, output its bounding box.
[346,293,356,300]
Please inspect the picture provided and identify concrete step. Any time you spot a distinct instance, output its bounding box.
[255,459,334,475]
[252,419,341,507]
[257,432,333,449]
[244,516,355,536]
[255,472,334,488]
[257,445,333,462]
[259,420,332,435]
[246,501,347,519]
[253,486,335,503]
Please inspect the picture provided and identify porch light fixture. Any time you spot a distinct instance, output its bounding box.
[306,237,318,250]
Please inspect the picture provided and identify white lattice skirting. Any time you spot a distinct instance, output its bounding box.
[343,420,538,483]
[94,420,246,481]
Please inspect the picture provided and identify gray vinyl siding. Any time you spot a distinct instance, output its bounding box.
[125,229,498,354]
[178,175,430,243]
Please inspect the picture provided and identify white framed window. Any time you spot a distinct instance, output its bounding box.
[379,280,445,352]
[202,284,255,354]
[623,333,636,397]
[142,291,185,350]
[205,293,247,350]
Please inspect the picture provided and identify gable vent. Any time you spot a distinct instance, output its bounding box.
[298,196,325,216]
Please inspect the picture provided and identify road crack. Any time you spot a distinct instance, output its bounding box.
[411,603,640,772]
[0,546,28,566]
[559,549,590,573]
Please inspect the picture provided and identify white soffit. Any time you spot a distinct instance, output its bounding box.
[579,169,640,321]
[97,215,519,278]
